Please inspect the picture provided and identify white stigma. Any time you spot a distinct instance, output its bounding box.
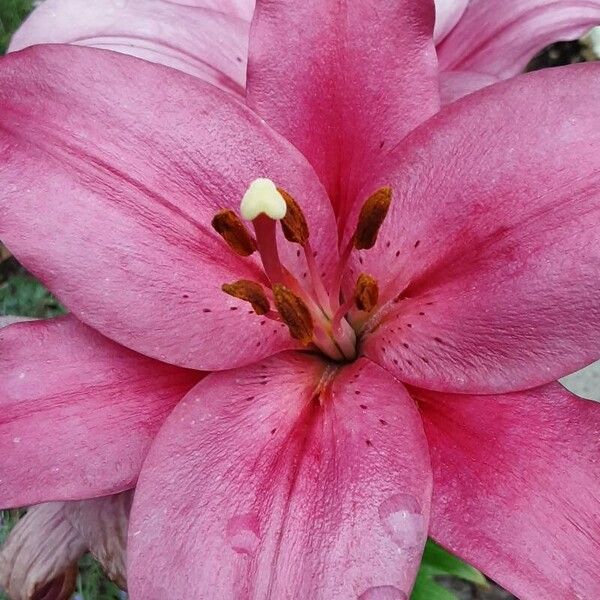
[240,178,287,221]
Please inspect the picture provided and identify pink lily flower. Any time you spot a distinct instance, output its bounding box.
[1,1,600,599]
[9,0,600,105]
[0,491,131,600]
[435,0,600,102]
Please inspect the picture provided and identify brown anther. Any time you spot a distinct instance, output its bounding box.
[354,187,392,250]
[354,273,379,312]
[211,209,257,256]
[277,187,309,245]
[272,284,314,345]
[222,280,270,315]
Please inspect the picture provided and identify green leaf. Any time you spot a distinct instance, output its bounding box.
[77,555,125,600]
[0,273,65,318]
[0,0,33,54]
[411,540,487,600]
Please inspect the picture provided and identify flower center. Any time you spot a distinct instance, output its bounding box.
[212,178,391,361]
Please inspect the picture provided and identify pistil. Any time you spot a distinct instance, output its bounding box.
[252,215,287,285]
[212,178,393,363]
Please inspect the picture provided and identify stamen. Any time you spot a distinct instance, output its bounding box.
[272,284,314,345]
[240,178,287,221]
[277,187,331,312]
[354,187,392,250]
[277,188,309,245]
[332,294,356,336]
[354,273,379,312]
[222,280,270,315]
[211,210,257,256]
[329,187,392,308]
[331,274,379,349]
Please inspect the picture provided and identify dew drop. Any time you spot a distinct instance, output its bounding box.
[378,494,426,552]
[358,585,407,600]
[226,513,260,556]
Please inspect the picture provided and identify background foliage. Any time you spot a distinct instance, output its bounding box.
[0,0,32,53]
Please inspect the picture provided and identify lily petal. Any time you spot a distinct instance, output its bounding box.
[246,0,440,222]
[0,45,337,370]
[434,0,469,42]
[0,491,132,599]
[0,503,85,600]
[358,65,600,393]
[0,316,201,507]
[9,0,251,96]
[0,316,31,328]
[439,69,500,104]
[416,383,600,600]
[65,492,133,589]
[193,0,254,20]
[438,0,600,79]
[128,353,431,599]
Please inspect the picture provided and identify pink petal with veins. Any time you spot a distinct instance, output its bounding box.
[128,352,431,599]
[247,0,440,224]
[0,45,337,371]
[355,65,600,393]
[9,0,251,95]
[434,0,469,42]
[0,316,201,507]
[417,382,600,600]
[439,70,500,104]
[438,0,600,78]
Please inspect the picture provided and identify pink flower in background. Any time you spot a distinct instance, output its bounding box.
[0,492,131,600]
[1,1,600,599]
[9,0,600,105]
[435,0,600,102]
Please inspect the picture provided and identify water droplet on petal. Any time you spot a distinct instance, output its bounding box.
[358,585,407,600]
[378,493,426,552]
[226,513,260,556]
